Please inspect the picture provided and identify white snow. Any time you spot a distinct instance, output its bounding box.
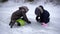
[0,0,60,34]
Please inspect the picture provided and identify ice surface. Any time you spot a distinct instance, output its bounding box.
[0,0,60,34]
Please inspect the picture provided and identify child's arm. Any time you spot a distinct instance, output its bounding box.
[22,11,31,23]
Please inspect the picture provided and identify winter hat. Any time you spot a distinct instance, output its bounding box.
[37,7,43,13]
[19,6,29,13]
[37,5,44,13]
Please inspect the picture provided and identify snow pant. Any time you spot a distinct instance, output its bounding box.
[9,20,16,28]
[9,18,25,28]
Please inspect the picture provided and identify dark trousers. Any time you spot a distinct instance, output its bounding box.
[9,20,16,28]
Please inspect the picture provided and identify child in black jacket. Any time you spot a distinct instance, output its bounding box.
[35,5,50,26]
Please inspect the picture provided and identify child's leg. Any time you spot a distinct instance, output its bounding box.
[10,20,16,28]
[40,18,50,27]
[44,18,50,24]
[9,21,12,26]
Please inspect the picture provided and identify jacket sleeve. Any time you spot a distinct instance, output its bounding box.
[22,11,30,22]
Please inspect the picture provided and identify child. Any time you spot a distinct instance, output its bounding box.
[35,5,50,26]
[9,6,31,28]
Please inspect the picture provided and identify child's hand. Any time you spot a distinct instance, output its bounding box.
[27,21,31,24]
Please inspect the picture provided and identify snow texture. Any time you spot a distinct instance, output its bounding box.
[0,0,60,34]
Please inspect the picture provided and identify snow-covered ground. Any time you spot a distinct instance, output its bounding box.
[0,0,60,34]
